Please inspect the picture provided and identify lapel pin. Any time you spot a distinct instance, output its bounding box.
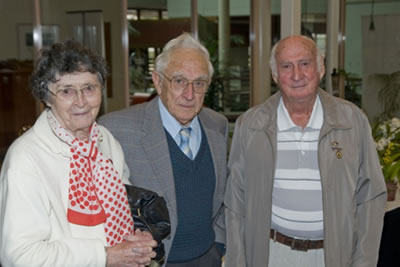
[331,141,343,159]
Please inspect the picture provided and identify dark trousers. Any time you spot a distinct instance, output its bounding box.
[166,243,223,267]
[377,207,400,267]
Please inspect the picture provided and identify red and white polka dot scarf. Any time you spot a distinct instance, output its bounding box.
[47,110,133,246]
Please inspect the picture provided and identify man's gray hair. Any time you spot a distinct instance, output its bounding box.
[269,35,324,78]
[154,32,214,78]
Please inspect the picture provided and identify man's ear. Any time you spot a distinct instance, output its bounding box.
[318,56,326,80]
[272,73,278,84]
[319,63,325,80]
[152,72,162,95]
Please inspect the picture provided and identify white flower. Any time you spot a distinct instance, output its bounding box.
[390,125,399,132]
[376,138,387,151]
[379,124,387,135]
[391,117,400,128]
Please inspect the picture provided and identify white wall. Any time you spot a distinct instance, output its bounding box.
[346,1,400,77]
[361,14,400,121]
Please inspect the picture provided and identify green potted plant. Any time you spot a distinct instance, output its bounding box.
[372,71,400,201]
[372,118,400,201]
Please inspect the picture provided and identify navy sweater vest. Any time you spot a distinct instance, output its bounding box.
[165,126,216,263]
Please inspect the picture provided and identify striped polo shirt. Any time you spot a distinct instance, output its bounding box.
[271,96,324,240]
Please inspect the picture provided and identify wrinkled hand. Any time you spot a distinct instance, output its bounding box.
[106,229,157,267]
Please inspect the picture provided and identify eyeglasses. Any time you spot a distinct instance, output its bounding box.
[48,84,100,101]
[158,72,209,94]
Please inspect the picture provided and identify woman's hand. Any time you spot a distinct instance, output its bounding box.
[106,229,157,267]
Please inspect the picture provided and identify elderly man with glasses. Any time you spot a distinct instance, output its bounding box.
[99,33,228,267]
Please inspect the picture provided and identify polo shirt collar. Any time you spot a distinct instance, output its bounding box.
[277,95,323,131]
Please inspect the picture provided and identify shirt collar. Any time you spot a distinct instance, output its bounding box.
[158,98,200,139]
[307,95,323,130]
[277,95,323,131]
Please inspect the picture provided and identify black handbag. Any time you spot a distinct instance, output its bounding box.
[125,184,171,264]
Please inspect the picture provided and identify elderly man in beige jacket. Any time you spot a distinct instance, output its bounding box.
[224,35,387,267]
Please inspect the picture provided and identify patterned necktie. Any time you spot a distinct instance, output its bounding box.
[179,127,193,159]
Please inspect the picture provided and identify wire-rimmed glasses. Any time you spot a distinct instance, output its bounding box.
[158,72,210,94]
[48,84,100,101]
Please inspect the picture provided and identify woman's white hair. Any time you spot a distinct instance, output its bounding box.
[269,35,324,78]
[154,32,214,78]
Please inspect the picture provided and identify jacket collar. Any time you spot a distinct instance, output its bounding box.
[142,96,220,138]
[318,89,352,130]
[248,88,352,133]
[33,109,71,157]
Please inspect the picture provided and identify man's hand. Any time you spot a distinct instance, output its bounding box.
[106,229,157,267]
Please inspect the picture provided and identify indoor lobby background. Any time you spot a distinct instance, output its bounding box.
[1,1,400,266]
[1,0,400,173]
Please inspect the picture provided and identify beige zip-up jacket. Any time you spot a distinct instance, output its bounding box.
[224,89,387,267]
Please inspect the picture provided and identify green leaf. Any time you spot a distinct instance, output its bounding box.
[386,160,400,182]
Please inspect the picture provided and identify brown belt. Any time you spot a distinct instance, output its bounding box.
[270,229,324,251]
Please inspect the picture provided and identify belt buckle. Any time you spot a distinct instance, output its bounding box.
[291,237,309,252]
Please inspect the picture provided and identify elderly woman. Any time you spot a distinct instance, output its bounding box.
[0,40,156,267]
